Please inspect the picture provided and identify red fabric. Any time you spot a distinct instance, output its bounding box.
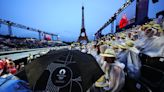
[0,60,6,69]
[8,67,17,74]
[44,35,51,41]
[0,61,4,69]
[119,15,128,29]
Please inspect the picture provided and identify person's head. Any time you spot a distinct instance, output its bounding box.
[152,24,163,36]
[112,44,119,53]
[141,24,151,31]
[100,49,116,63]
[104,57,115,63]
[9,62,13,66]
[128,32,132,39]
[108,37,111,41]
[7,62,14,68]
[117,36,120,40]
[144,28,155,38]
[118,43,127,51]
[132,34,138,41]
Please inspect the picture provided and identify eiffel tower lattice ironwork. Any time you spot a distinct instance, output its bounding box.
[77,6,89,43]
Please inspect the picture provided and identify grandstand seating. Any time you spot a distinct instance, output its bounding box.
[0,35,67,51]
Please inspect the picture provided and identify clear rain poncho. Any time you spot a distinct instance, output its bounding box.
[93,61,125,92]
[127,47,141,78]
[106,61,125,92]
[141,36,164,57]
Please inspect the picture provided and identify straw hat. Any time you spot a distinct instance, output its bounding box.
[148,21,155,25]
[125,40,134,47]
[118,43,127,49]
[97,40,104,45]
[112,44,119,49]
[106,41,112,46]
[152,24,163,32]
[120,33,126,39]
[142,24,152,30]
[100,49,116,57]
[103,41,107,45]
[153,24,160,28]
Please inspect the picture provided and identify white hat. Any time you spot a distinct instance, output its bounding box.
[118,43,127,49]
[125,40,134,47]
[100,49,116,57]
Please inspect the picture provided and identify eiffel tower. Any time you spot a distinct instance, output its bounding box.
[77,6,89,44]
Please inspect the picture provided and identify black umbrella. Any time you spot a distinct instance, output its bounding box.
[19,49,104,92]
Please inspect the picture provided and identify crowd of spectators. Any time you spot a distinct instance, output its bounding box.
[73,18,164,91]
[0,35,67,52]
[0,17,163,91]
[0,57,17,76]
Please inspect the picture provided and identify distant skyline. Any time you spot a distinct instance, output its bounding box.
[0,0,163,42]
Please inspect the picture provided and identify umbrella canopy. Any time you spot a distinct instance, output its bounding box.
[18,49,104,92]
